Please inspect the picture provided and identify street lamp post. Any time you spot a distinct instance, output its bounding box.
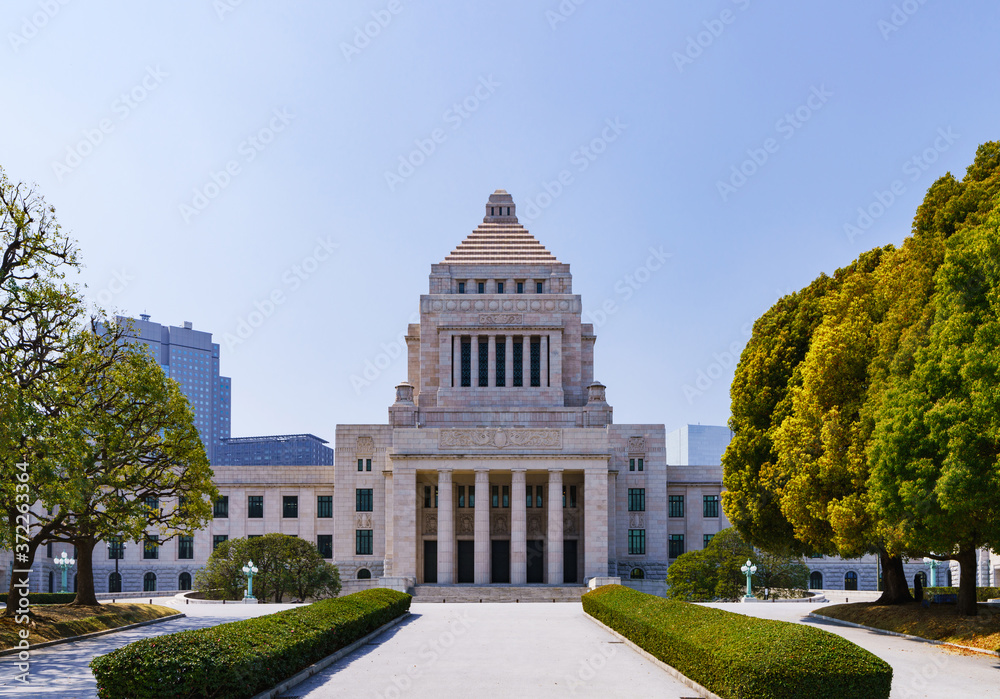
[740,558,757,600]
[923,557,939,587]
[53,551,75,593]
[107,539,126,593]
[242,560,259,603]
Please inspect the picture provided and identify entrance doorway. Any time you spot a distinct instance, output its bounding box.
[563,540,578,583]
[457,540,475,583]
[491,540,510,583]
[526,540,544,583]
[423,540,437,583]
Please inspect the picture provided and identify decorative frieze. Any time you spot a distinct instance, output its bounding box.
[628,512,645,528]
[438,428,562,450]
[356,513,373,529]
[627,436,646,454]
[423,513,437,536]
[357,436,375,454]
[563,511,579,536]
[457,513,475,536]
[491,513,509,536]
[478,313,523,325]
[527,513,545,537]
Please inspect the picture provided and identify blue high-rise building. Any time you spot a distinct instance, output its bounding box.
[122,315,232,462]
[214,434,334,466]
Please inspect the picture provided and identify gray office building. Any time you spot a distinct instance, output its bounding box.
[122,315,232,462]
[213,434,334,466]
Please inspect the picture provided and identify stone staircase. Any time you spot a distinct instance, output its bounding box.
[412,584,587,603]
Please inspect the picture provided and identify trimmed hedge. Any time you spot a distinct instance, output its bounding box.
[0,592,77,605]
[90,588,411,699]
[583,585,892,699]
[922,586,1000,602]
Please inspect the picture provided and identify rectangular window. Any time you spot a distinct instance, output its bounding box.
[669,534,685,559]
[502,485,510,508]
[536,281,543,293]
[629,458,635,472]
[669,495,684,518]
[144,496,159,512]
[703,495,720,518]
[461,339,472,387]
[495,337,506,387]
[628,488,646,512]
[478,339,489,387]
[704,534,714,549]
[469,485,475,508]
[512,339,523,387]
[317,534,333,559]
[424,485,432,509]
[536,486,543,509]
[435,486,438,507]
[530,339,541,387]
[213,535,228,550]
[248,495,264,518]
[47,542,52,558]
[458,485,466,508]
[178,536,194,560]
[458,282,465,294]
[526,485,533,508]
[108,538,124,560]
[517,281,524,294]
[497,282,504,294]
[356,530,373,555]
[492,484,499,508]
[283,496,299,518]
[638,458,644,472]
[356,489,373,512]
[213,496,229,518]
[366,459,372,472]
[144,535,159,560]
[477,282,485,294]
[628,529,645,555]
[570,485,577,508]
[317,495,333,518]
[357,458,364,472]
[562,485,566,508]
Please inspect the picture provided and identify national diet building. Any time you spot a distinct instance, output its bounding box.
[334,190,673,589]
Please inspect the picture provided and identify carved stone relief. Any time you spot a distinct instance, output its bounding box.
[478,313,523,325]
[527,513,544,537]
[356,513,373,529]
[491,513,509,536]
[627,436,646,454]
[357,436,375,454]
[423,513,437,536]
[457,513,475,536]
[563,511,579,536]
[439,428,562,449]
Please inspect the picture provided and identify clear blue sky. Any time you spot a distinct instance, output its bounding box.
[3,1,997,438]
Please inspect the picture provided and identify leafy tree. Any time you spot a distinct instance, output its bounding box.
[195,534,341,603]
[871,150,1000,615]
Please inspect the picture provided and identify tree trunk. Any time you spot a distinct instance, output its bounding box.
[70,537,100,606]
[876,551,913,604]
[955,546,979,617]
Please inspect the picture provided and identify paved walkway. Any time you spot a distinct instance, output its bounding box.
[702,602,1000,699]
[280,604,695,698]
[0,597,307,698]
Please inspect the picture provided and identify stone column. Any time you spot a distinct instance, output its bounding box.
[547,469,564,584]
[383,470,394,575]
[505,335,514,390]
[549,331,562,392]
[522,336,530,387]
[392,468,417,579]
[452,334,461,389]
[437,469,454,584]
[511,469,527,584]
[541,335,549,387]
[470,336,479,388]
[439,330,450,391]
[487,335,496,388]
[584,468,609,580]
[474,469,490,584]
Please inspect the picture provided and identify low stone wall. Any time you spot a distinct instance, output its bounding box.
[97,590,180,602]
[622,579,667,597]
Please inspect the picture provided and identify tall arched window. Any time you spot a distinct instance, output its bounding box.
[809,571,823,589]
[109,572,122,593]
[143,572,157,592]
[356,568,372,580]
[914,571,927,588]
[844,571,858,591]
[178,572,192,591]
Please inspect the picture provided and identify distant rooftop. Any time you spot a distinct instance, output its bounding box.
[442,190,560,264]
[221,433,329,445]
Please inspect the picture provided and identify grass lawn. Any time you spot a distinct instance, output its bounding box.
[819,601,1000,653]
[0,603,177,650]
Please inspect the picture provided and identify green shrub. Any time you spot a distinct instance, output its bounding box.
[90,588,410,699]
[0,592,77,605]
[922,586,1000,602]
[583,585,892,699]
